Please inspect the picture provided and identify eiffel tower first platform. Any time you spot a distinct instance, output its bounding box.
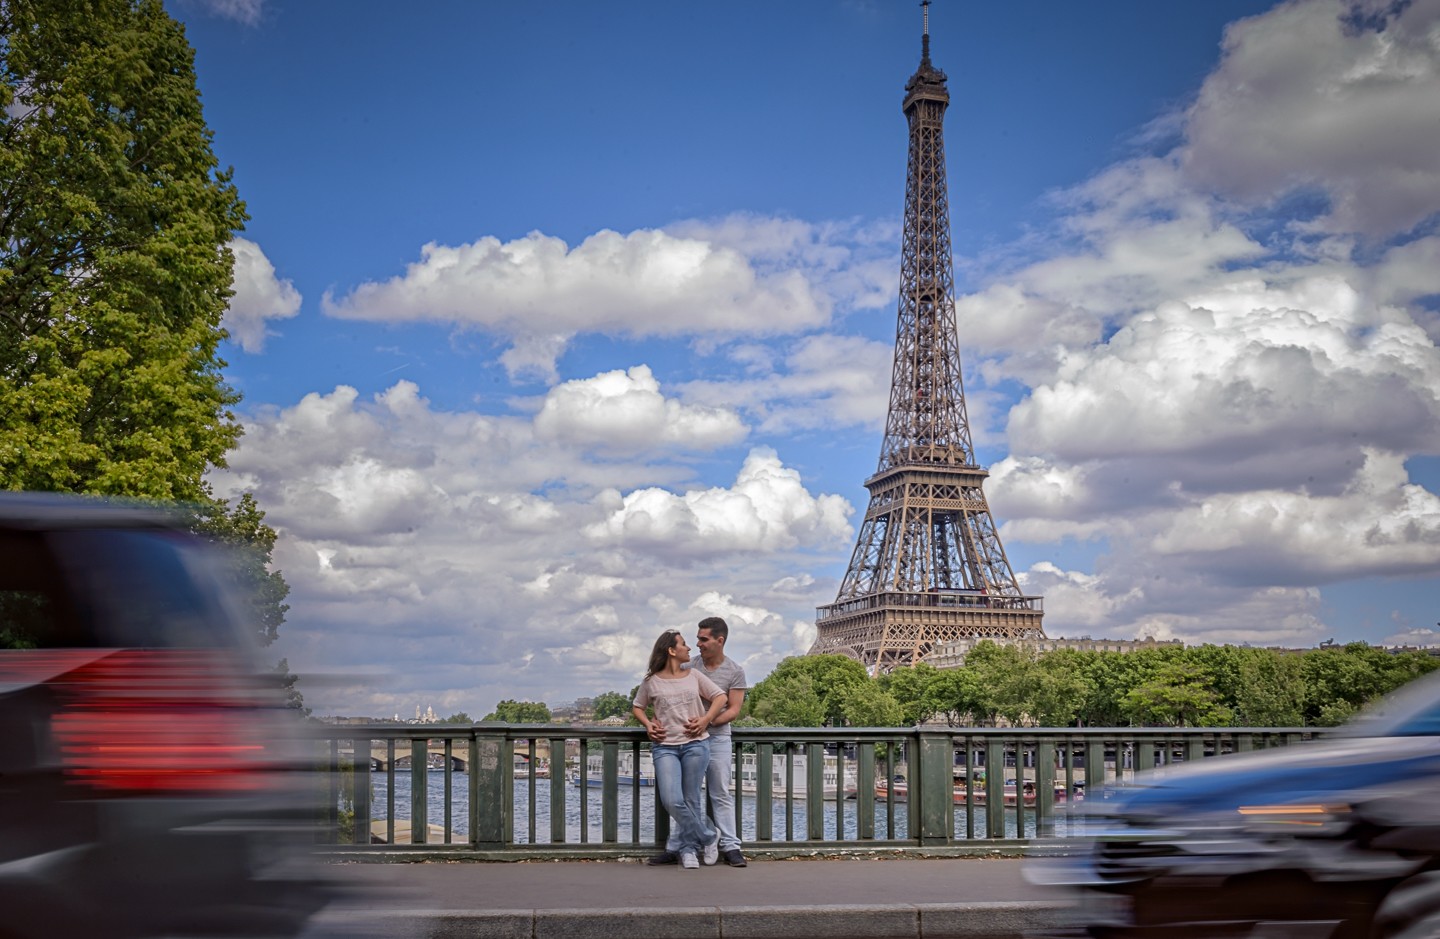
[809,3,1044,673]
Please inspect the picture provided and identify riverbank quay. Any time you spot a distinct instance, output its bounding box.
[304,854,1072,939]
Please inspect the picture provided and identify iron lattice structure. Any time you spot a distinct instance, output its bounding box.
[810,8,1044,672]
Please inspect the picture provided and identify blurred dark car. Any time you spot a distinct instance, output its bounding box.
[0,492,329,938]
[1028,673,1440,939]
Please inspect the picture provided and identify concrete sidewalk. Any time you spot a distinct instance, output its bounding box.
[305,855,1074,939]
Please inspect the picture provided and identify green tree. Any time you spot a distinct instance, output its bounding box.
[1122,662,1233,727]
[1301,643,1390,725]
[0,0,297,703]
[747,671,825,726]
[485,700,552,723]
[880,663,940,725]
[591,691,631,721]
[746,655,869,726]
[189,491,289,646]
[1,0,247,499]
[442,712,473,724]
[963,641,1031,724]
[1231,647,1305,726]
[923,665,984,726]
[842,681,904,727]
[1029,649,1091,726]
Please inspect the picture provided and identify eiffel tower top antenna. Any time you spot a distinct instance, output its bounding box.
[921,0,931,65]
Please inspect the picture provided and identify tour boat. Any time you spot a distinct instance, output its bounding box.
[874,776,1078,806]
[738,752,857,799]
[567,750,655,788]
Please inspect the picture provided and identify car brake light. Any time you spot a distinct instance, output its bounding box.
[40,649,275,794]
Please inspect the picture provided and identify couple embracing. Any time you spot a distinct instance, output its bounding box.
[630,617,748,870]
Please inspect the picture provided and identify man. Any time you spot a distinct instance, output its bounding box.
[646,616,748,868]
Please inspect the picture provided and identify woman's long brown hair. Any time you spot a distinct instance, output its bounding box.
[644,629,682,679]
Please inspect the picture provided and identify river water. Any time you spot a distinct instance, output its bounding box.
[367,774,1046,844]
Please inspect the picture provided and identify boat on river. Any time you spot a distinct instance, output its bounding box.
[874,775,1078,806]
[738,752,856,799]
[567,750,655,788]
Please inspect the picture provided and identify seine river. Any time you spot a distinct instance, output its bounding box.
[367,774,1046,844]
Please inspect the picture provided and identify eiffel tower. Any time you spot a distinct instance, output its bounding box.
[810,2,1044,672]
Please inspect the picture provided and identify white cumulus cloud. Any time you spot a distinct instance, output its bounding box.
[224,237,301,352]
[584,447,853,554]
[533,365,747,451]
[322,227,832,379]
[1182,0,1440,235]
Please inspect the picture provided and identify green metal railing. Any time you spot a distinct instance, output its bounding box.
[314,723,1317,859]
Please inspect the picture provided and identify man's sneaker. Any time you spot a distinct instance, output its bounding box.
[722,848,747,868]
[702,834,720,866]
[645,850,678,866]
[679,851,700,870]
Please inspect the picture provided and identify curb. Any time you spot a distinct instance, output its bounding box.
[311,900,1071,939]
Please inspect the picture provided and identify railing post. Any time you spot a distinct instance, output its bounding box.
[410,739,427,844]
[351,739,371,846]
[1036,738,1055,830]
[549,736,568,844]
[857,741,876,840]
[963,737,977,839]
[602,739,619,843]
[1085,737,1106,793]
[756,742,774,842]
[470,725,508,848]
[984,738,1004,839]
[1137,736,1157,774]
[807,741,826,841]
[916,730,953,846]
[385,740,396,845]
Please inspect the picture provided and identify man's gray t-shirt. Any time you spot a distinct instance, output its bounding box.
[689,654,747,738]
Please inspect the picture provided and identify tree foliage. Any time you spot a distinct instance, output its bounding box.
[485,699,552,723]
[1,0,296,697]
[745,654,870,726]
[591,691,632,722]
[1,0,246,498]
[1121,662,1233,727]
[749,642,1438,728]
[189,491,289,646]
[747,671,825,726]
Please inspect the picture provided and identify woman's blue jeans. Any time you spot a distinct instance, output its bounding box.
[651,739,716,854]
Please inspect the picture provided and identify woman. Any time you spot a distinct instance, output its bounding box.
[632,628,727,870]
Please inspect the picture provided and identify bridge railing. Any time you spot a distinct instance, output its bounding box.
[312,723,1318,859]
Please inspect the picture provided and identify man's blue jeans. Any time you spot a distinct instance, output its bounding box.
[652,739,716,855]
[666,734,739,852]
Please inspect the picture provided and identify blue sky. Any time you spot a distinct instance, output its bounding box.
[172,0,1440,719]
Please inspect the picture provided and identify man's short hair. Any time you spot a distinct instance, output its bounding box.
[697,616,728,642]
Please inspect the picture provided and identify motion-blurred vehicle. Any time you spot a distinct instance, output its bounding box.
[0,492,329,938]
[1028,672,1440,939]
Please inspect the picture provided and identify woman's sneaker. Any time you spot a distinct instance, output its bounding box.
[702,834,720,866]
[679,850,700,870]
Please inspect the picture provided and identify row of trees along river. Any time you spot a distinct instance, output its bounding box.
[467,641,1440,730]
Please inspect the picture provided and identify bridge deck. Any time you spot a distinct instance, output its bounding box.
[307,855,1067,939]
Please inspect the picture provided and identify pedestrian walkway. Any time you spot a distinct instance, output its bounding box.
[305,855,1072,939]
